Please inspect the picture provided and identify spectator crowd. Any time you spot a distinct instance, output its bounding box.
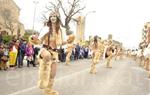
[0,38,91,71]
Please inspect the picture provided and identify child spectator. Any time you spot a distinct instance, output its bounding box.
[1,45,9,70]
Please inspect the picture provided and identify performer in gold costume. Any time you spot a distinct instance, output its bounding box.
[105,39,113,68]
[65,34,75,65]
[144,44,150,71]
[30,12,74,95]
[90,36,104,74]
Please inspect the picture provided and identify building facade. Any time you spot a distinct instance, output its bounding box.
[0,0,25,37]
[75,16,85,44]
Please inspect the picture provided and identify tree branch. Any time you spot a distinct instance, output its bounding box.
[72,18,78,22]
[71,6,85,17]
[57,0,67,16]
[46,0,85,31]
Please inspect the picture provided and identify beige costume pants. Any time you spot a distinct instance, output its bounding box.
[38,49,59,95]
[106,54,112,68]
[90,51,101,74]
[53,52,59,62]
[66,50,72,65]
[145,57,150,71]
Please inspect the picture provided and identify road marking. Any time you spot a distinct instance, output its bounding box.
[8,63,103,95]
[8,86,37,95]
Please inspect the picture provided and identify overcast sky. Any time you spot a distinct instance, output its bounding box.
[13,0,150,49]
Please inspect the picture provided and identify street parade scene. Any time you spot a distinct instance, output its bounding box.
[0,0,150,95]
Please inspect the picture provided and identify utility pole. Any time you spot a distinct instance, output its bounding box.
[32,1,39,34]
[84,11,96,40]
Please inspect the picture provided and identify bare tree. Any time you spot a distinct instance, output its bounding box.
[45,0,85,35]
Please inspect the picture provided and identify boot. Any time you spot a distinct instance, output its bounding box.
[90,64,97,74]
[65,52,71,66]
[106,59,112,68]
[107,55,113,68]
[43,79,59,95]
[44,86,59,95]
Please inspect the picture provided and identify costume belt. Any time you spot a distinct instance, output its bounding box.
[42,44,59,52]
[39,45,58,60]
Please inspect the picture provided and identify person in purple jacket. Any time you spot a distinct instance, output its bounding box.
[25,42,35,67]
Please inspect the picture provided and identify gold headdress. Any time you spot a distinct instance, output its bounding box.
[49,11,59,17]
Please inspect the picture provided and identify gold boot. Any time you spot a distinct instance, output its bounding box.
[90,64,97,74]
[65,51,71,66]
[106,57,112,68]
[148,72,150,78]
[43,79,59,95]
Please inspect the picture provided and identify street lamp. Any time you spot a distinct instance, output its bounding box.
[84,11,96,40]
[32,1,39,34]
[85,11,96,17]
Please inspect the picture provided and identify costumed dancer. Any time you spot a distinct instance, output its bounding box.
[30,11,75,95]
[65,34,75,65]
[137,49,144,66]
[90,36,103,74]
[118,48,123,60]
[105,39,113,68]
[147,26,150,78]
[143,44,150,78]
[30,12,61,95]
[143,44,150,71]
